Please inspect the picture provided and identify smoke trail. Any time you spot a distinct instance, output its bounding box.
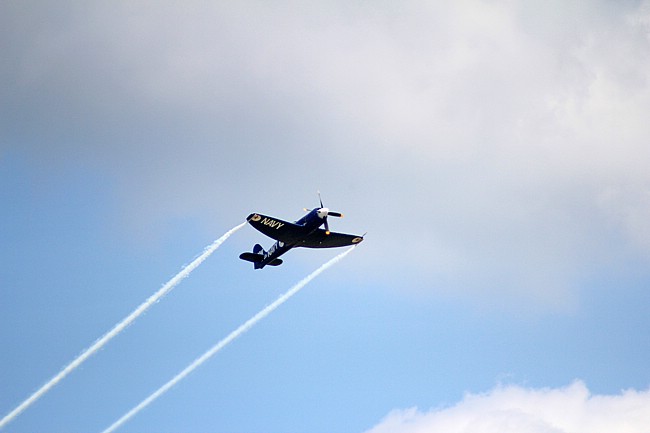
[100,247,355,433]
[0,222,246,430]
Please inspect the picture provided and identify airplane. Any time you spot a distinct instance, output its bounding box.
[239,194,364,269]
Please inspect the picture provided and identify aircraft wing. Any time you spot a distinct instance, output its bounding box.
[246,213,310,243]
[299,229,364,248]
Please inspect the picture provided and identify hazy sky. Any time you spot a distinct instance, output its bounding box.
[2,1,650,432]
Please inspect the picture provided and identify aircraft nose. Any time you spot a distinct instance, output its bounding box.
[317,208,329,218]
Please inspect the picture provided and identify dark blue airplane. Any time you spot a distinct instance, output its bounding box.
[239,194,364,269]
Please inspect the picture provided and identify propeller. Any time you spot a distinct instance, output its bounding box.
[305,192,344,235]
[303,208,343,218]
[323,216,331,235]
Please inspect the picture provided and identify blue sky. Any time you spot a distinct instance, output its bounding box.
[2,1,650,432]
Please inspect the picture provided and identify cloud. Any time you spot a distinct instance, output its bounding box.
[364,381,650,433]
[3,0,650,309]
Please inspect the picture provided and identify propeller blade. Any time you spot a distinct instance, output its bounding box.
[324,217,330,235]
[328,211,343,218]
[318,190,324,208]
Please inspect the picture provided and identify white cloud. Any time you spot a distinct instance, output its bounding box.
[364,381,650,433]
[3,0,650,309]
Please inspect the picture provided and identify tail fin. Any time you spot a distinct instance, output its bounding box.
[252,244,265,269]
[239,244,267,269]
[239,244,283,270]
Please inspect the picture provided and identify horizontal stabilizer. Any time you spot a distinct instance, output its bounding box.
[239,252,264,263]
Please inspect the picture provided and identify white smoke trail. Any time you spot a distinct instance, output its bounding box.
[0,222,246,430]
[100,247,355,433]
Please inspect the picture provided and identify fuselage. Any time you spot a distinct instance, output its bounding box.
[258,208,326,268]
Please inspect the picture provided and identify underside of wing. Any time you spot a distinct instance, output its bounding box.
[246,213,310,243]
[299,229,364,248]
